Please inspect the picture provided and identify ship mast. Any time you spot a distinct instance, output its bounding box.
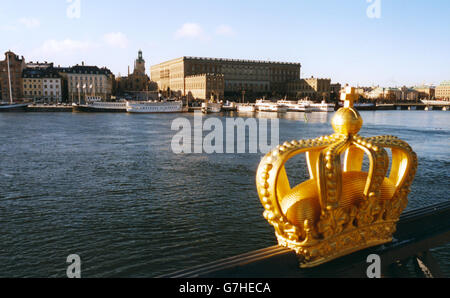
[7,53,13,104]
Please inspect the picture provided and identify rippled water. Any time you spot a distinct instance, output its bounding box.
[0,110,448,277]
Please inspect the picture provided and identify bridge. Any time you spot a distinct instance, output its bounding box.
[377,100,450,111]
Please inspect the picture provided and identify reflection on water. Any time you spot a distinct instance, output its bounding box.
[0,110,448,277]
[232,111,331,123]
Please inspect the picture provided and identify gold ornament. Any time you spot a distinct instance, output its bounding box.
[256,87,418,268]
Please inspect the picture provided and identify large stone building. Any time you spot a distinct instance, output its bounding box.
[414,85,435,100]
[0,51,26,102]
[116,50,157,97]
[287,77,331,100]
[150,56,301,100]
[56,63,114,102]
[435,81,450,100]
[184,74,224,101]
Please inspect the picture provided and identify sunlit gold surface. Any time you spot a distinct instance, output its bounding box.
[256,87,418,267]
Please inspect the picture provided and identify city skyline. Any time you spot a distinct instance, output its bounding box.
[1,0,449,87]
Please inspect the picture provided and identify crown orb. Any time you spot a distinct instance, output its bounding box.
[332,108,363,135]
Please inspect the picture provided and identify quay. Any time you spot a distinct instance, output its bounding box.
[26,104,72,112]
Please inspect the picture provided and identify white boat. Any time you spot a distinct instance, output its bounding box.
[0,53,28,112]
[126,100,184,113]
[237,104,256,113]
[73,101,127,113]
[277,100,311,112]
[256,100,288,113]
[301,100,335,112]
[201,102,222,114]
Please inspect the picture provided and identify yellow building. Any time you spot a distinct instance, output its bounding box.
[150,56,301,100]
[436,81,450,100]
[287,77,331,100]
[184,74,224,101]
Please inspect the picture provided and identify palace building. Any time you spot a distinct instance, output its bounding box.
[150,56,301,100]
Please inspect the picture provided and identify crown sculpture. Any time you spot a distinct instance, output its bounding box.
[256,87,418,268]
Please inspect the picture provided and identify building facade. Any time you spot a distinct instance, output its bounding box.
[184,74,224,101]
[287,77,331,100]
[414,86,435,100]
[150,56,301,100]
[57,63,114,102]
[22,68,62,102]
[0,51,26,102]
[435,81,450,100]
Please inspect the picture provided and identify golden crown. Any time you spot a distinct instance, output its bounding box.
[256,87,418,268]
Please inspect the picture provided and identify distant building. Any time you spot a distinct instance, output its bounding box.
[116,50,156,97]
[435,81,450,100]
[367,87,402,101]
[330,83,341,101]
[56,62,114,102]
[150,56,301,100]
[400,86,419,101]
[0,51,26,101]
[287,77,331,100]
[413,85,435,100]
[22,67,62,102]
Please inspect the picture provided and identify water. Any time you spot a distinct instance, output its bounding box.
[0,111,448,277]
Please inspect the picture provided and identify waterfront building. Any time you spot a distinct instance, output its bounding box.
[367,87,402,101]
[435,81,450,100]
[116,50,157,98]
[150,56,301,100]
[0,51,26,101]
[184,73,224,101]
[400,86,419,101]
[22,67,62,103]
[287,77,331,100]
[414,85,435,100]
[56,62,114,102]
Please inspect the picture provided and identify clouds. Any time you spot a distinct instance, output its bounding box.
[37,39,97,55]
[174,23,236,40]
[0,17,40,31]
[18,17,40,29]
[215,25,235,36]
[103,32,129,49]
[175,23,206,40]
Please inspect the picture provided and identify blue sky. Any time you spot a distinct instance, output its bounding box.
[1,0,449,87]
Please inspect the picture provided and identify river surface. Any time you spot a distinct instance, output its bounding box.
[0,110,448,277]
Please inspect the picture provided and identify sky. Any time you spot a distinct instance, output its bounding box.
[0,0,449,87]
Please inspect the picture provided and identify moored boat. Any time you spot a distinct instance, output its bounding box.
[256,100,288,113]
[126,100,184,113]
[201,102,222,114]
[72,101,127,113]
[237,103,256,113]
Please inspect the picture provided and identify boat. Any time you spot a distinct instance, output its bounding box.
[300,100,335,112]
[0,53,28,112]
[277,100,311,112]
[256,100,288,113]
[126,100,184,113]
[222,101,237,111]
[237,103,256,113]
[201,102,222,114]
[72,101,127,113]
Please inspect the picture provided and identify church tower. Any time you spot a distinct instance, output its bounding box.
[133,50,146,76]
